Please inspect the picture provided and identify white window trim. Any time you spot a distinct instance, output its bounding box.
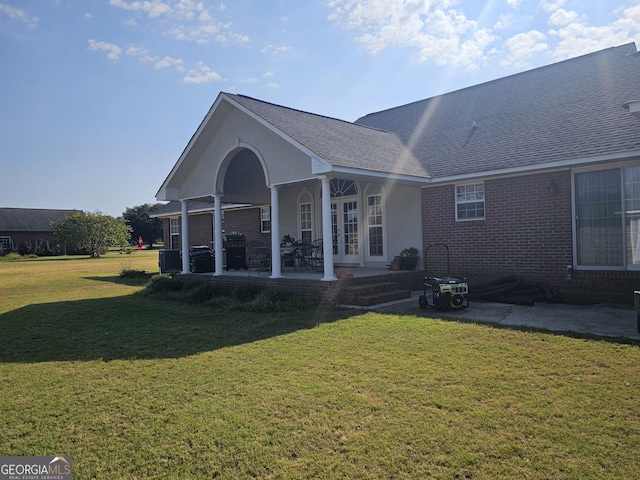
[455,182,485,221]
[572,162,640,271]
[260,206,271,233]
[366,193,385,258]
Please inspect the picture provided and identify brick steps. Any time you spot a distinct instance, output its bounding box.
[341,281,411,306]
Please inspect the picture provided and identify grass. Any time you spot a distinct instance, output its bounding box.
[1,252,640,478]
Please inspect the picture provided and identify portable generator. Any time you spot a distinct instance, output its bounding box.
[418,243,469,311]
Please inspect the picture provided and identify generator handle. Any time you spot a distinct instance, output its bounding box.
[425,243,450,276]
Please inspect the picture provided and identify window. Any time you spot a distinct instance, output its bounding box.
[260,207,271,233]
[575,166,640,268]
[456,183,485,221]
[0,236,12,252]
[367,194,383,256]
[170,218,180,249]
[299,203,312,244]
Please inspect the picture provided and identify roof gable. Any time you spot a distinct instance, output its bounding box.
[356,43,640,177]
[226,94,428,178]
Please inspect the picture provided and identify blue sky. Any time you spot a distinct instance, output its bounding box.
[1,0,639,217]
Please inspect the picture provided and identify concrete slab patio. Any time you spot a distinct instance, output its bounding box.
[367,291,640,342]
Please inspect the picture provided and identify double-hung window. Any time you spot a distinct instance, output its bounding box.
[456,183,485,221]
[299,203,312,244]
[575,165,640,268]
[170,218,180,249]
[260,207,271,233]
[367,194,384,256]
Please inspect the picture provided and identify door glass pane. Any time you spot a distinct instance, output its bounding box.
[625,166,640,265]
[331,203,338,255]
[343,201,358,255]
[575,169,623,265]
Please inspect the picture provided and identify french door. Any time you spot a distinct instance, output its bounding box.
[331,197,360,264]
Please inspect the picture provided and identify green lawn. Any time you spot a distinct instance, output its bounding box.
[1,252,640,479]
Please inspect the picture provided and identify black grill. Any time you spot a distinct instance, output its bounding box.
[224,233,247,270]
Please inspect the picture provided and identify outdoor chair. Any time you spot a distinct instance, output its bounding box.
[247,242,270,273]
[305,239,324,271]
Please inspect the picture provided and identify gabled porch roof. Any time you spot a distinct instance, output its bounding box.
[156,92,429,202]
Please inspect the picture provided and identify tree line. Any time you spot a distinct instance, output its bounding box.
[51,204,163,258]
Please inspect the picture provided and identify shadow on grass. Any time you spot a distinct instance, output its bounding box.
[0,295,356,363]
[84,275,153,287]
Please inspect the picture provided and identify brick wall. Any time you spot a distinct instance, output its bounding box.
[224,208,271,246]
[160,208,271,249]
[422,170,640,305]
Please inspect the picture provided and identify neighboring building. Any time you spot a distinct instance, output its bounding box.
[155,43,640,303]
[0,207,76,255]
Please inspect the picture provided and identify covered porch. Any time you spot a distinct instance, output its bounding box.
[156,93,428,286]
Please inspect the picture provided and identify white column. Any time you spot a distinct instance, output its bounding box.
[270,185,282,278]
[180,199,190,274]
[320,176,336,281]
[214,195,224,276]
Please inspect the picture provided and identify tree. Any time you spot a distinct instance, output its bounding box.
[52,211,132,257]
[122,203,163,248]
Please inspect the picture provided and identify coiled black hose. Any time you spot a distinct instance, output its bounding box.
[468,275,555,306]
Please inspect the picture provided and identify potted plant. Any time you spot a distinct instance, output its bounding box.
[399,247,419,270]
[280,234,295,247]
[280,235,295,267]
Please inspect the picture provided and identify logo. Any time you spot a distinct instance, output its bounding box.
[0,456,72,480]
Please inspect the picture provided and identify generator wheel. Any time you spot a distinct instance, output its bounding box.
[451,294,465,308]
[419,295,428,309]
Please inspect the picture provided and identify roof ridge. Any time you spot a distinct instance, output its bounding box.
[358,42,637,120]
[228,93,391,133]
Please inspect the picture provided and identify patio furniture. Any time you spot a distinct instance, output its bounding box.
[304,239,324,271]
[247,242,270,272]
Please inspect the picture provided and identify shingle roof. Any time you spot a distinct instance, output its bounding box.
[226,94,429,178]
[0,208,77,232]
[150,200,213,217]
[355,43,640,177]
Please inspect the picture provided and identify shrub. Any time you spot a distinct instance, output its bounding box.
[187,282,225,303]
[120,268,152,279]
[0,252,23,261]
[233,284,265,302]
[143,274,184,294]
[138,277,314,311]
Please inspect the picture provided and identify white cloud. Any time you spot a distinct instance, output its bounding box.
[109,0,247,45]
[0,3,39,28]
[548,8,579,26]
[109,0,172,19]
[183,61,222,83]
[548,3,640,60]
[88,39,122,60]
[155,55,185,71]
[327,0,498,69]
[328,0,640,71]
[502,30,548,67]
[540,0,566,13]
[261,43,292,57]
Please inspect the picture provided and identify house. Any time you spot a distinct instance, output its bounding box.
[0,207,76,255]
[156,43,640,304]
